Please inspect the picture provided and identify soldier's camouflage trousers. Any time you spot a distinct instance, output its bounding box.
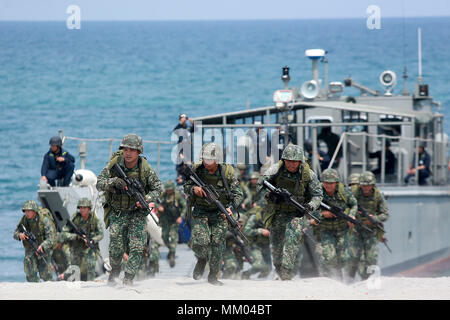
[136,242,160,279]
[245,244,272,276]
[109,209,147,276]
[348,229,379,279]
[270,213,308,272]
[316,228,351,278]
[162,222,179,254]
[190,212,228,274]
[222,246,241,279]
[24,250,53,282]
[71,247,97,281]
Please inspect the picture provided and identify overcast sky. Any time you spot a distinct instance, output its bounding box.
[0,0,449,21]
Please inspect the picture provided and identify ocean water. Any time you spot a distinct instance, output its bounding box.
[0,18,449,282]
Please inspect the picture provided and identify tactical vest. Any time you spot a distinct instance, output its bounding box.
[320,183,350,231]
[19,214,46,252]
[269,160,311,213]
[70,212,100,251]
[355,186,382,225]
[191,163,235,211]
[160,191,181,222]
[264,161,312,228]
[103,150,152,227]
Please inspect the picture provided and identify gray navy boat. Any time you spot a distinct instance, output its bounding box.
[37,28,450,279]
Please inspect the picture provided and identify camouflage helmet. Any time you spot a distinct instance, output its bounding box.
[360,171,376,185]
[120,133,143,153]
[348,173,361,185]
[200,142,223,162]
[49,136,62,147]
[164,180,175,190]
[321,168,340,183]
[236,163,248,170]
[249,172,260,180]
[281,144,304,161]
[77,197,92,208]
[22,200,39,213]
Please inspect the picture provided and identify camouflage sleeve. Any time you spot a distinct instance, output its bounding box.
[144,165,163,203]
[183,177,195,198]
[96,164,115,192]
[41,217,56,252]
[177,192,187,219]
[60,224,77,242]
[243,214,263,238]
[258,164,278,192]
[13,222,22,241]
[228,167,244,209]
[345,187,358,219]
[306,169,323,210]
[375,192,389,223]
[241,183,252,207]
[92,217,104,243]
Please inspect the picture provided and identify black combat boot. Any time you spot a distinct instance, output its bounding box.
[208,271,224,286]
[123,272,135,286]
[193,258,207,280]
[169,252,175,268]
[107,267,121,286]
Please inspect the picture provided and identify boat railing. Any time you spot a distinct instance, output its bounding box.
[195,120,448,187]
[58,130,176,175]
[328,131,449,186]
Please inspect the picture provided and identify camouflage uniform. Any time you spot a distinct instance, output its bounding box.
[260,144,323,280]
[13,200,56,282]
[52,232,72,275]
[159,180,186,267]
[241,205,272,279]
[348,173,361,195]
[97,134,162,284]
[136,230,160,279]
[222,231,244,279]
[61,198,104,281]
[184,143,243,285]
[349,171,389,280]
[317,169,357,279]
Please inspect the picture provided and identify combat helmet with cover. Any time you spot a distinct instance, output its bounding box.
[360,171,376,185]
[321,168,340,183]
[120,133,143,153]
[348,173,361,185]
[164,180,175,190]
[77,197,92,208]
[22,200,39,213]
[249,172,260,180]
[281,144,304,161]
[200,142,223,163]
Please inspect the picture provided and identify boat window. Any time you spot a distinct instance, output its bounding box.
[378,115,402,141]
[343,111,368,133]
[305,117,332,140]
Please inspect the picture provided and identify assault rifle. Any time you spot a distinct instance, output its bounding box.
[65,219,111,270]
[357,205,392,253]
[18,224,48,264]
[262,180,320,224]
[66,219,96,250]
[111,163,159,226]
[320,201,373,233]
[183,165,249,244]
[230,229,254,264]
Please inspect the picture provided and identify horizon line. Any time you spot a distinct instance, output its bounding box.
[0,15,449,22]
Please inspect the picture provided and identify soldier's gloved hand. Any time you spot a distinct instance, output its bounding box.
[111,177,127,191]
[304,203,314,212]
